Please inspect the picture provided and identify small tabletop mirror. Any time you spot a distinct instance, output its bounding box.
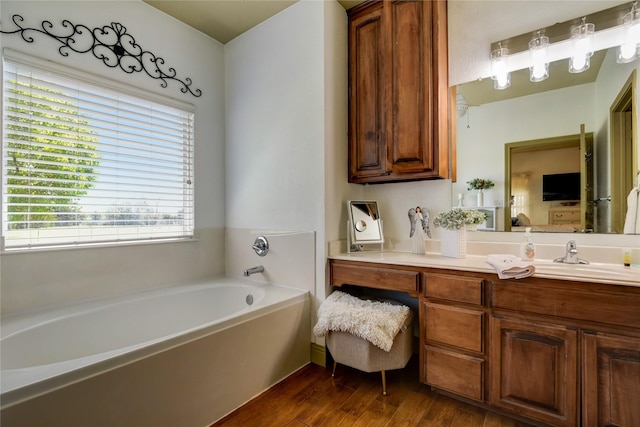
[348,201,384,246]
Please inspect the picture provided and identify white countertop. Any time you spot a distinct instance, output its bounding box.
[329,251,640,288]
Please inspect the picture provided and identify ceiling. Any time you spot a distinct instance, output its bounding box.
[144,0,364,44]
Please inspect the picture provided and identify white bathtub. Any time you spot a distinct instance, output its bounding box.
[1,277,311,426]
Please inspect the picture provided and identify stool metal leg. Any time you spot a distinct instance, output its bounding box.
[332,361,337,378]
[381,370,387,395]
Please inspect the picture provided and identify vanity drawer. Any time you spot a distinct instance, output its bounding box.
[491,279,640,329]
[425,345,484,401]
[330,262,420,296]
[425,273,484,305]
[424,302,484,353]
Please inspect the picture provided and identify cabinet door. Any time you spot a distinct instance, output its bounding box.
[386,0,450,180]
[386,0,432,175]
[490,315,578,427]
[582,331,640,427]
[348,2,387,181]
[348,0,450,183]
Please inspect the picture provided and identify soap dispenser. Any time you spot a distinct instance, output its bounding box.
[520,227,536,261]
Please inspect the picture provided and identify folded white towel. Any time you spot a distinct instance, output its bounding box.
[623,188,640,234]
[487,254,535,279]
[313,291,410,352]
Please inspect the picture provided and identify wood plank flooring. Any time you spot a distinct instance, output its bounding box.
[211,356,537,427]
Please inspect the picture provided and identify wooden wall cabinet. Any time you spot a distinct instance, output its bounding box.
[347,0,451,184]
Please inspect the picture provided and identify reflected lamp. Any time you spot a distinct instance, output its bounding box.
[569,18,595,73]
[618,2,640,63]
[491,45,511,90]
[529,33,549,82]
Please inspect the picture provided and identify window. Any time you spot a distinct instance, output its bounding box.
[2,53,194,250]
[511,173,531,218]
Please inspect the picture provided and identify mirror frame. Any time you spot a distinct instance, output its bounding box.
[348,200,384,244]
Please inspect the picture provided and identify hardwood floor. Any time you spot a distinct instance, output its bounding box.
[211,356,537,427]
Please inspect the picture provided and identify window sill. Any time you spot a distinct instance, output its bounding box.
[1,236,198,255]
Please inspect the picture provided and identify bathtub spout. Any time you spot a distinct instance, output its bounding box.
[243,265,264,276]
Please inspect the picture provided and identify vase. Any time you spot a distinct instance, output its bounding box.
[477,189,484,207]
[440,228,467,259]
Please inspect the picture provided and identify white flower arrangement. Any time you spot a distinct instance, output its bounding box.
[433,208,487,230]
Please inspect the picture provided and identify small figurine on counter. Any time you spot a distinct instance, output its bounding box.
[408,206,431,254]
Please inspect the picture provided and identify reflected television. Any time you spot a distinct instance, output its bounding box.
[542,172,581,201]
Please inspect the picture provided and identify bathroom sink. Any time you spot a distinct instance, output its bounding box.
[535,262,639,281]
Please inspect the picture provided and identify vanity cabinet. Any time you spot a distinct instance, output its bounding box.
[327,259,640,427]
[347,0,451,184]
[490,278,640,427]
[421,273,487,402]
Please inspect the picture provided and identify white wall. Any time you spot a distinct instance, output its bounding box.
[224,1,325,233]
[224,0,356,334]
[0,1,226,313]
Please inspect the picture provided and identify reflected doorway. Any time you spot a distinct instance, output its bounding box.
[609,70,637,233]
[504,131,594,232]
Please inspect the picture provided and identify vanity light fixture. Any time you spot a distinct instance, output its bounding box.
[618,2,640,63]
[528,32,549,82]
[491,44,511,90]
[488,2,637,91]
[569,17,595,73]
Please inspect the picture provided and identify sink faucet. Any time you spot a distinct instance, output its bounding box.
[554,240,589,264]
[243,265,264,276]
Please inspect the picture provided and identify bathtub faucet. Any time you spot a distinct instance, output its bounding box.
[243,265,264,276]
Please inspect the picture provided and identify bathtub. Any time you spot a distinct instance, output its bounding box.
[1,277,311,426]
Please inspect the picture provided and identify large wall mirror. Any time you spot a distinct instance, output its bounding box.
[453,14,638,234]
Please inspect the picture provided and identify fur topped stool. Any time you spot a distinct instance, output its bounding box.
[313,291,414,395]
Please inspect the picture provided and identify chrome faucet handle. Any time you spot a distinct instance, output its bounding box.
[566,241,579,263]
[252,236,269,257]
[554,240,589,264]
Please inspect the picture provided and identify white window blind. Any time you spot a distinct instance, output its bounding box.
[2,56,194,250]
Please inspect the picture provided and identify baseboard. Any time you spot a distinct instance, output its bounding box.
[310,343,326,367]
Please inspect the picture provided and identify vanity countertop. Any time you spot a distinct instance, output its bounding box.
[329,251,640,288]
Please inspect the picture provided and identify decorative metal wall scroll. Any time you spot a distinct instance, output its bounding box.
[1,15,202,97]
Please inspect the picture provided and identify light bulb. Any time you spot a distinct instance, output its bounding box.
[618,5,640,63]
[491,46,511,90]
[569,19,594,73]
[529,34,549,82]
